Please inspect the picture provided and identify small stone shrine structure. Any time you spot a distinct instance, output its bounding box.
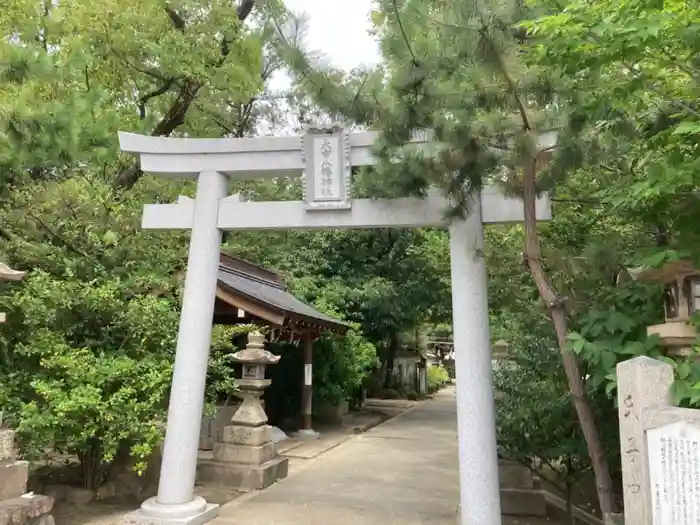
[198,332,289,491]
[617,355,700,525]
[630,260,700,358]
[0,263,55,525]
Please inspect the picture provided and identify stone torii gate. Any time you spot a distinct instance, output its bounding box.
[119,127,552,525]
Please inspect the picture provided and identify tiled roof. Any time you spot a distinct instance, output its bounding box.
[218,256,348,333]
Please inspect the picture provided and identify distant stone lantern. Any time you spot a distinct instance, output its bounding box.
[0,262,25,325]
[631,260,700,358]
[492,340,510,361]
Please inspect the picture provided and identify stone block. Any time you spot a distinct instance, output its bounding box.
[0,461,28,500]
[29,515,55,525]
[220,425,270,447]
[604,513,625,525]
[213,441,275,465]
[0,430,14,461]
[500,488,546,517]
[314,400,349,425]
[498,461,534,489]
[0,495,54,525]
[65,487,95,506]
[199,404,240,450]
[198,456,288,492]
[42,485,70,504]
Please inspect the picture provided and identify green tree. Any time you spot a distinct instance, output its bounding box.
[274,0,619,515]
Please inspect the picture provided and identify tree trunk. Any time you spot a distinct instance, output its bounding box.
[521,159,617,517]
[384,333,399,388]
[565,456,576,525]
[77,438,104,490]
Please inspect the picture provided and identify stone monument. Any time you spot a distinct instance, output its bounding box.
[617,355,700,525]
[198,332,288,491]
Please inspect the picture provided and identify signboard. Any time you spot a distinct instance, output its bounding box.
[648,421,700,525]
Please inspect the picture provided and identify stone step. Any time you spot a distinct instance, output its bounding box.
[198,456,289,492]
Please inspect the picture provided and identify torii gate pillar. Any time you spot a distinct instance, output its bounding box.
[119,127,553,525]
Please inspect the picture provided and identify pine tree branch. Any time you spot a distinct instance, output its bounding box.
[27,211,95,263]
[137,78,177,120]
[221,1,257,60]
[110,49,170,82]
[164,5,186,32]
[492,44,532,131]
[390,0,418,65]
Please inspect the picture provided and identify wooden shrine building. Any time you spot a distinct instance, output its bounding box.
[213,254,348,438]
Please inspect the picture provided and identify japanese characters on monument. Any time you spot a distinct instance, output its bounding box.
[302,127,351,210]
[647,421,700,525]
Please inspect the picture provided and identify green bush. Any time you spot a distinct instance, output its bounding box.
[381,388,402,400]
[427,365,450,392]
[313,329,377,405]
[406,390,419,401]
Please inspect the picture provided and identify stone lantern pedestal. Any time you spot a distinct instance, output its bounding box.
[198,332,289,491]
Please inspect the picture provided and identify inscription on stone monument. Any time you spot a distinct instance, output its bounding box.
[314,137,340,201]
[647,421,700,525]
[302,128,351,210]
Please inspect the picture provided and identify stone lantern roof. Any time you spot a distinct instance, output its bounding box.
[629,259,700,359]
[628,260,700,284]
[0,262,24,281]
[228,331,280,365]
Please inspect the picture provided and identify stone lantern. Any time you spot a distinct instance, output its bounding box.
[630,260,700,358]
[197,331,289,491]
[228,331,280,427]
[492,340,510,361]
[0,262,24,324]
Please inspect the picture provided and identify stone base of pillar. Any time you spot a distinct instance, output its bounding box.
[196,423,288,492]
[293,429,320,441]
[198,456,288,492]
[122,496,218,525]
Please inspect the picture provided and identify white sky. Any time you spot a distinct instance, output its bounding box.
[272,0,380,90]
[284,0,380,70]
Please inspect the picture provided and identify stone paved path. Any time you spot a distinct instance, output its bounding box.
[214,387,459,525]
[211,387,566,525]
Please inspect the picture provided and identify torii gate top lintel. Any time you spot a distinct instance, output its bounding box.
[119,127,552,230]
